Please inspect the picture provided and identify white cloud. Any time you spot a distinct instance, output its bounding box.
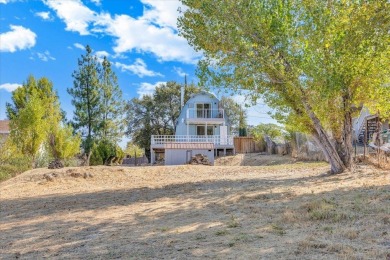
[94,13,200,63]
[95,50,109,58]
[90,0,101,6]
[35,11,52,21]
[0,25,36,52]
[141,0,185,29]
[137,81,166,97]
[115,58,163,78]
[37,50,55,61]
[73,43,85,50]
[44,0,95,35]
[0,83,21,92]
[44,0,200,63]
[94,50,109,63]
[173,66,186,77]
[0,0,14,4]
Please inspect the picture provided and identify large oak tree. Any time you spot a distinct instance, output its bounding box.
[178,0,390,173]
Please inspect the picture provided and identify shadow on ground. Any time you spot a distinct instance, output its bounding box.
[1,167,389,259]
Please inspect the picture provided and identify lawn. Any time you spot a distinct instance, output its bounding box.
[0,155,389,259]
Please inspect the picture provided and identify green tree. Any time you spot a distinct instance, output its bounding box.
[219,96,248,135]
[68,45,101,165]
[126,95,156,161]
[7,76,64,167]
[9,95,47,167]
[7,75,80,168]
[125,142,144,157]
[250,123,284,141]
[47,124,81,161]
[238,106,248,136]
[99,56,125,142]
[6,75,60,120]
[90,139,115,165]
[178,0,390,174]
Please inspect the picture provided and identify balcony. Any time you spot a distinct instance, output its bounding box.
[186,109,225,124]
[151,135,234,148]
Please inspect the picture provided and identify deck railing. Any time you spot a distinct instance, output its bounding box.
[186,109,224,119]
[151,135,234,146]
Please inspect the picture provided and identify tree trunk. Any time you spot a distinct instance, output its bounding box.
[302,100,346,174]
[334,111,353,169]
[145,148,151,163]
[86,150,92,166]
[31,156,36,169]
[342,109,354,169]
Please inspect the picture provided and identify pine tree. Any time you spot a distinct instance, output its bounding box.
[99,56,125,143]
[68,45,101,165]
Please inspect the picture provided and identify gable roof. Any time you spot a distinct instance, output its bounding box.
[189,91,217,100]
[0,120,10,134]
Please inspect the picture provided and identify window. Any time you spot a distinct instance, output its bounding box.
[207,126,214,135]
[197,125,214,135]
[197,125,205,135]
[196,103,211,118]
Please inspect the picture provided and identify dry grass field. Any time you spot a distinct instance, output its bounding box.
[1,154,389,259]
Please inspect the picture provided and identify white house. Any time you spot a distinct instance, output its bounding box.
[150,91,235,165]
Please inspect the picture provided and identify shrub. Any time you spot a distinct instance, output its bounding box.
[0,141,31,182]
[90,140,123,166]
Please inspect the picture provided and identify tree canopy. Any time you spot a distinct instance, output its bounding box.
[219,96,248,135]
[250,123,285,141]
[7,75,80,167]
[179,0,390,173]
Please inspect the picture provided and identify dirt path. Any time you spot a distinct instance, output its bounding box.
[0,156,389,259]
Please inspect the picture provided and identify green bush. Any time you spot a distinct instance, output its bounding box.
[0,157,31,182]
[0,140,32,181]
[90,140,123,166]
[90,142,103,166]
[63,157,81,167]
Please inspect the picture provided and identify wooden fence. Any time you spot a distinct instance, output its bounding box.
[122,156,149,165]
[233,137,264,153]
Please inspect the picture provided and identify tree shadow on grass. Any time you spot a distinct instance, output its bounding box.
[1,171,388,259]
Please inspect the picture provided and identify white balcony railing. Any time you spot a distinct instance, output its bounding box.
[186,109,224,119]
[151,135,234,146]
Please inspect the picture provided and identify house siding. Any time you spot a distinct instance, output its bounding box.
[175,92,230,136]
[150,91,234,165]
[165,149,214,165]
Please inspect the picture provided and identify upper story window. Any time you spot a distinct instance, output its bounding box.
[196,103,211,118]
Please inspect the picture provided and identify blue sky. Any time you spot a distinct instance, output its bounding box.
[0,0,275,127]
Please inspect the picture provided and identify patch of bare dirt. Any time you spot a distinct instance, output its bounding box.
[1,156,389,259]
[215,153,298,166]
